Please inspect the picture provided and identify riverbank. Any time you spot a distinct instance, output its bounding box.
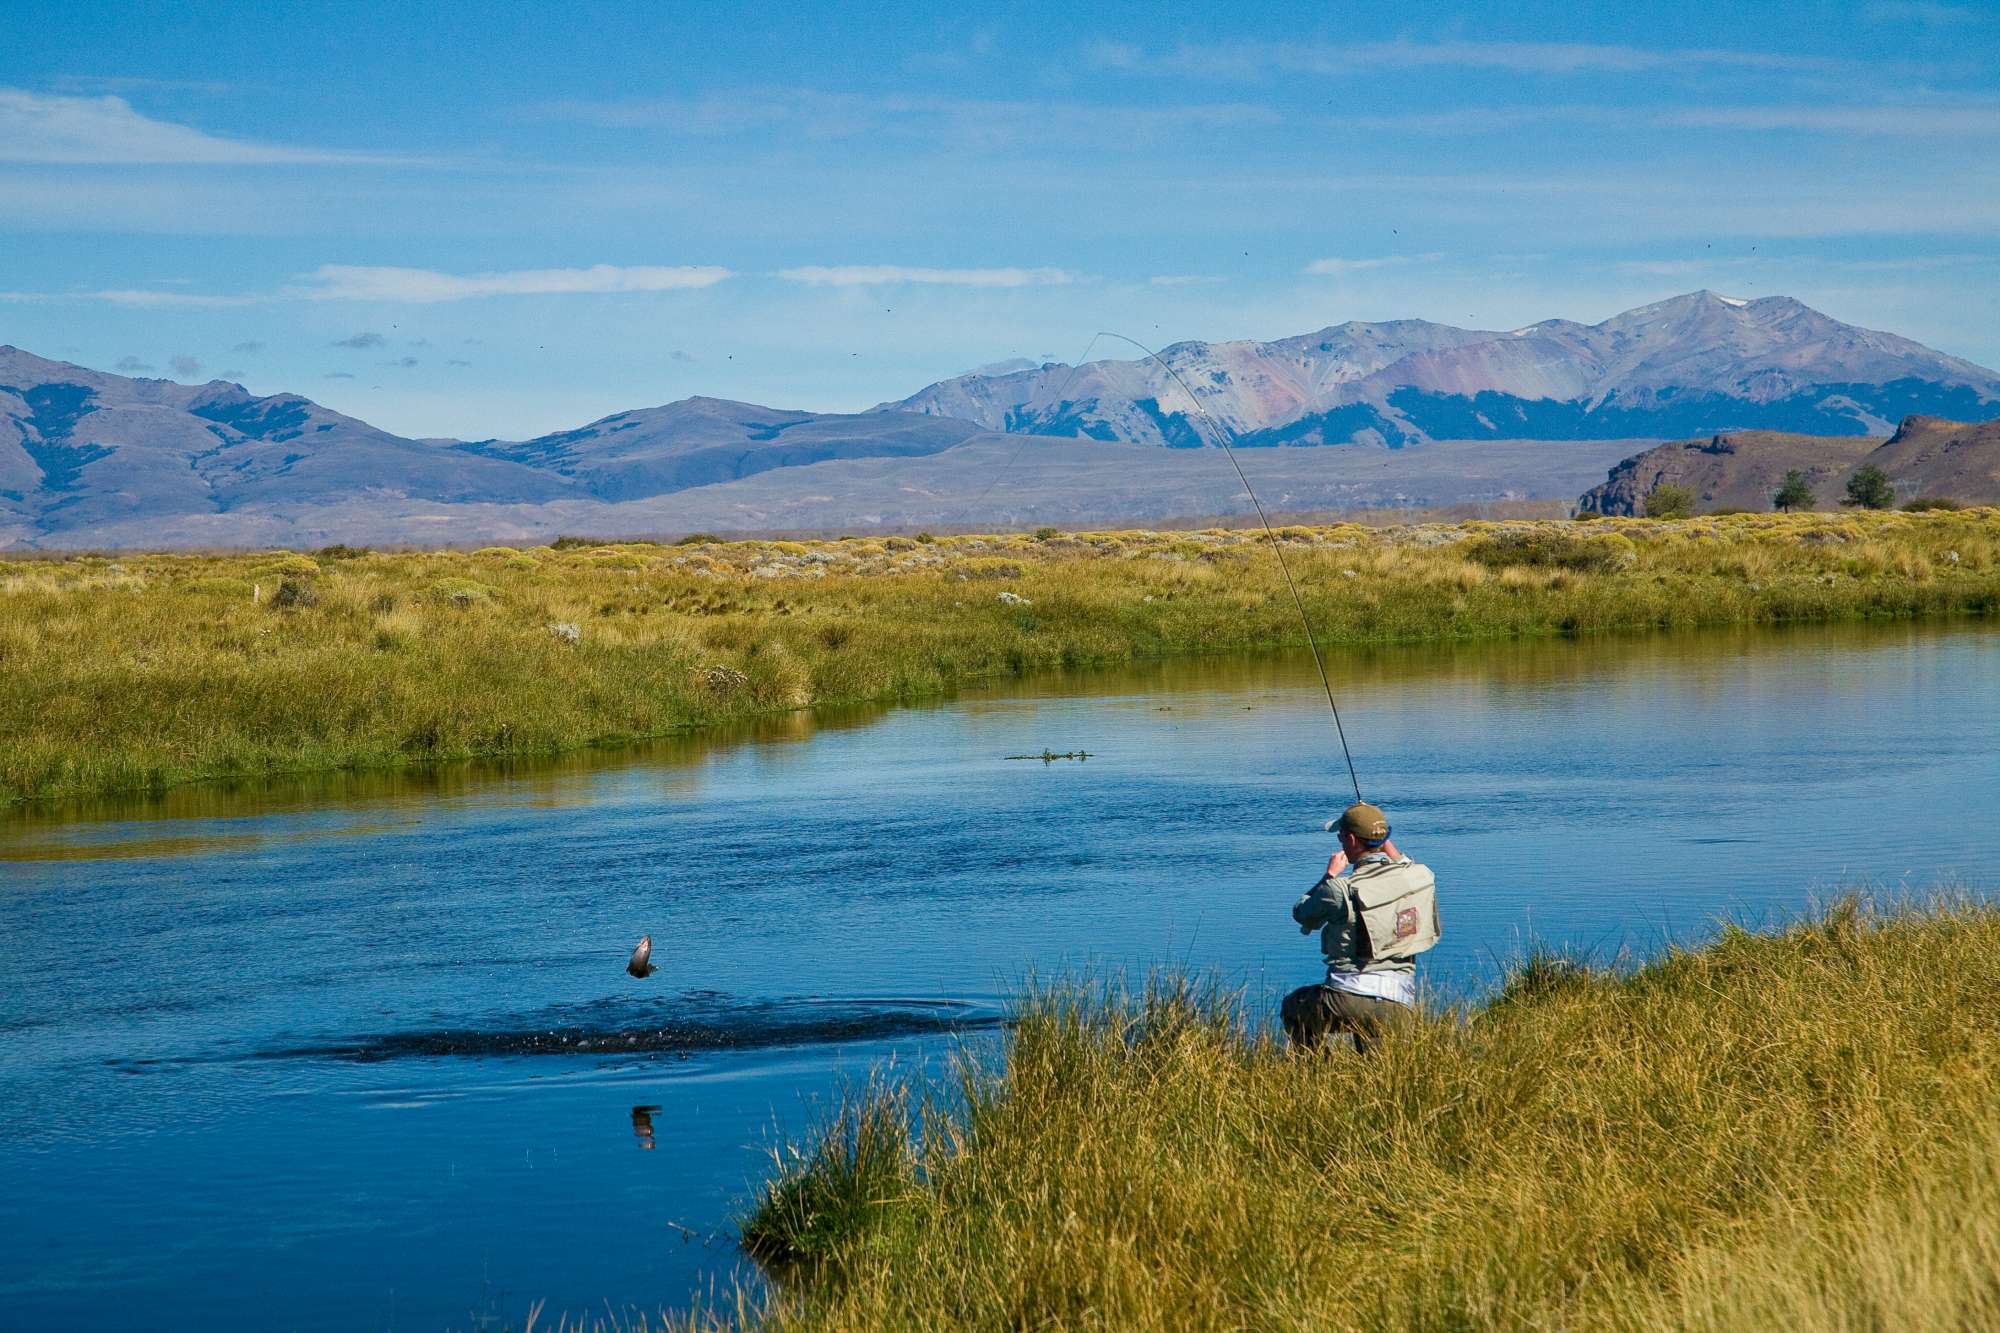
[4,509,1997,805]
[739,896,2000,1332]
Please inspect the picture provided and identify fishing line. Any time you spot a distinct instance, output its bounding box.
[949,332,1113,526]
[946,329,1366,801]
[1089,331,1364,804]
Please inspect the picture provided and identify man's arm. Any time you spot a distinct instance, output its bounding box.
[1293,874,1348,933]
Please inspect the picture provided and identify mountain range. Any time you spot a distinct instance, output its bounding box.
[879,291,2000,447]
[5,292,1998,548]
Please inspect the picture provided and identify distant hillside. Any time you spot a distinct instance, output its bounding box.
[878,292,2000,449]
[1576,415,2000,515]
[0,344,1642,549]
[8,287,2000,548]
[0,347,1040,547]
[452,397,989,501]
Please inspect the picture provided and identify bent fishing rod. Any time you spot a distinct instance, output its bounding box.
[962,332,1366,805]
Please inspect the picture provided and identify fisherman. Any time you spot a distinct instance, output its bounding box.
[1282,801,1441,1053]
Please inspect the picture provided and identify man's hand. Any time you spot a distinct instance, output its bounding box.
[1325,849,1349,878]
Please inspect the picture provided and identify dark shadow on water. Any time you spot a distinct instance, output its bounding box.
[243,994,1004,1064]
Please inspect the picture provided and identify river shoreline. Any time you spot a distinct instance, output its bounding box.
[5,510,1996,806]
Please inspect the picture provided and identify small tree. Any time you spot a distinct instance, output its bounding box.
[1773,470,1815,512]
[1643,483,1695,519]
[1842,464,1894,510]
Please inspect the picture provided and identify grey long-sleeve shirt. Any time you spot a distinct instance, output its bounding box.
[1293,851,1417,984]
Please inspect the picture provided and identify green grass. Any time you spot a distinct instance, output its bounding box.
[4,509,1999,806]
[734,895,2000,1332]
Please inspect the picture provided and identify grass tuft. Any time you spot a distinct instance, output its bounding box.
[738,895,2000,1332]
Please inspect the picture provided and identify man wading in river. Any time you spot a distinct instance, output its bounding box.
[1283,801,1441,1053]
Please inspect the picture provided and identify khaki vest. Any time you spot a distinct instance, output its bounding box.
[1347,858,1442,962]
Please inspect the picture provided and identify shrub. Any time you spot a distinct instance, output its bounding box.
[1773,470,1815,512]
[427,577,498,608]
[313,543,370,561]
[271,575,318,608]
[674,532,723,546]
[915,532,937,544]
[254,553,322,578]
[548,535,597,550]
[1644,484,1696,519]
[1903,496,1965,512]
[1843,464,1895,510]
[1462,529,1633,573]
[1033,527,1061,541]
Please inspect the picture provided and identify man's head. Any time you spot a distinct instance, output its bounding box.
[1335,801,1390,858]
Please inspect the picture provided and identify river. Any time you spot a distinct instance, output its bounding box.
[3,622,1996,1330]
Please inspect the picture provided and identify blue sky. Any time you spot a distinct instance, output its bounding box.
[3,0,1998,438]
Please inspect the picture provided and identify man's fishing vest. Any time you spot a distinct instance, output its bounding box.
[1347,857,1443,962]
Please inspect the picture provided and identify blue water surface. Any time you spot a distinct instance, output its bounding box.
[2,622,1996,1330]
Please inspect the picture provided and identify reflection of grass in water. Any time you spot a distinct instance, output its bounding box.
[2,510,1997,805]
[737,894,2000,1332]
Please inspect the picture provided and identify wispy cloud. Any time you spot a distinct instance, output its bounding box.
[80,288,260,307]
[1303,253,1445,276]
[1617,252,1997,275]
[1865,1,1984,25]
[1086,39,1839,79]
[530,88,1277,146]
[3,263,732,308]
[1149,274,1224,286]
[331,331,386,349]
[0,87,415,166]
[323,371,356,379]
[112,355,153,373]
[230,340,264,354]
[168,354,202,378]
[778,265,1076,287]
[1662,102,2000,134]
[45,75,239,97]
[291,263,732,302]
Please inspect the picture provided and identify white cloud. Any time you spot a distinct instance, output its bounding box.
[84,288,262,307]
[1303,253,1445,275]
[291,263,733,302]
[0,86,411,165]
[1089,39,1837,79]
[1663,103,2000,135]
[530,89,1276,146]
[778,265,1076,287]
[1149,274,1224,286]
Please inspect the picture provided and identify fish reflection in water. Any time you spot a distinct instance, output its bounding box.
[631,1105,661,1151]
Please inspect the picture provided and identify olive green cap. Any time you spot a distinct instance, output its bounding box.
[1337,802,1389,842]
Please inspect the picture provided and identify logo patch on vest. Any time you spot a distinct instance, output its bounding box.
[1394,906,1419,939]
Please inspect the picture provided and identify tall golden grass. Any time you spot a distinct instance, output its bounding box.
[732,895,2000,1332]
[4,509,1997,805]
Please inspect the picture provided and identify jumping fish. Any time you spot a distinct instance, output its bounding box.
[631,1104,660,1150]
[627,935,659,978]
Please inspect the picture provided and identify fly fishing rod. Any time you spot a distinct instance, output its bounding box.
[1089,332,1364,805]
[962,332,1365,803]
